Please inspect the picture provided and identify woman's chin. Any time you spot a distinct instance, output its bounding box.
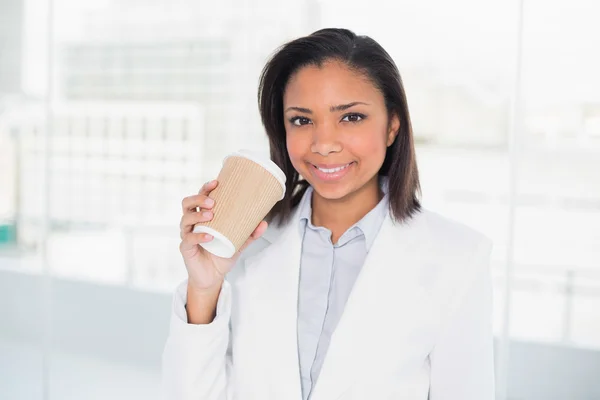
[306,171,379,203]
[309,181,354,201]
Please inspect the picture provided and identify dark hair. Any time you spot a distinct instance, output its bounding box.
[258,28,421,227]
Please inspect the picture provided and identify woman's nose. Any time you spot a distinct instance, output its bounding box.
[311,123,342,156]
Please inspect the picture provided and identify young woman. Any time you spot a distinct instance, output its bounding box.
[163,28,494,400]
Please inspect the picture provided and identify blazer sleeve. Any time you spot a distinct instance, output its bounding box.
[428,239,495,400]
[161,278,234,400]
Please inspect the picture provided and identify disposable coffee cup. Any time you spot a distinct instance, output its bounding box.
[192,150,286,258]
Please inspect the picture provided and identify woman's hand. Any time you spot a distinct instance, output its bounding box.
[179,180,268,293]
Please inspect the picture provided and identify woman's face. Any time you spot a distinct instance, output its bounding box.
[283,60,399,202]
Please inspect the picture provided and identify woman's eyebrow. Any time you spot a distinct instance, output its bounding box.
[285,102,370,114]
[284,106,312,114]
[330,101,370,112]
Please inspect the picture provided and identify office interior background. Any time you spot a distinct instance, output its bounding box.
[0,0,599,398]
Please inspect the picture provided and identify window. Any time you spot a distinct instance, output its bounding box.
[0,0,598,398]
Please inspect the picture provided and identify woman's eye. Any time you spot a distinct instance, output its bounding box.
[290,117,312,126]
[342,113,364,123]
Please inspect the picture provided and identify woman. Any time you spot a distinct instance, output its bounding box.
[163,28,494,400]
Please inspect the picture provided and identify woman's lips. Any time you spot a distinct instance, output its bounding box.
[309,162,354,181]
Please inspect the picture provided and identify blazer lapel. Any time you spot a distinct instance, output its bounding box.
[241,218,303,399]
[310,212,431,400]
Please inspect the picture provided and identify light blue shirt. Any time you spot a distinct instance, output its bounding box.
[296,180,389,400]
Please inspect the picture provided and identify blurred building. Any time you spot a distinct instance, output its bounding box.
[0,0,24,245]
[59,39,233,168]
[55,0,237,168]
[55,0,318,169]
[2,102,204,242]
[403,68,509,147]
[582,103,600,139]
[1,0,318,281]
[0,0,23,96]
[524,102,600,151]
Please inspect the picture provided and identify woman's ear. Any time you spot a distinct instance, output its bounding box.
[386,114,400,147]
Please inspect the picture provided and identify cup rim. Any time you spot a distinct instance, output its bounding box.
[193,224,236,258]
[224,149,287,199]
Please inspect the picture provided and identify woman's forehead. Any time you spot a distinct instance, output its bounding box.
[283,61,383,107]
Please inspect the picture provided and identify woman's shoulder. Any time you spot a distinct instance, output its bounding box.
[413,208,492,256]
[406,209,493,306]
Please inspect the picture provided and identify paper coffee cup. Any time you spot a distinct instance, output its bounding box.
[192,150,286,258]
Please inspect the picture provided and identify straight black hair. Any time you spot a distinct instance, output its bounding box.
[258,28,421,226]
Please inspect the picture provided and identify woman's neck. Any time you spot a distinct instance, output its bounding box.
[311,176,382,242]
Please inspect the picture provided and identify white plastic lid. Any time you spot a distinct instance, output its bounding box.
[224,149,287,200]
[192,225,237,258]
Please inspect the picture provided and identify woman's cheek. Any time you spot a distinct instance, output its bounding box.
[348,129,382,154]
[286,134,306,166]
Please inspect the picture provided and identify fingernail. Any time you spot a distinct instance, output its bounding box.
[205,234,213,240]
[205,198,214,206]
[202,211,212,218]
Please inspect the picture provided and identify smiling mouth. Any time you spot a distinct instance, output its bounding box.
[308,161,355,182]
[313,163,353,173]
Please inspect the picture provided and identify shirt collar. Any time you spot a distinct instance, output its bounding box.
[297,177,389,251]
[297,185,314,232]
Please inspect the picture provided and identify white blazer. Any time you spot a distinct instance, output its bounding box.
[162,208,495,400]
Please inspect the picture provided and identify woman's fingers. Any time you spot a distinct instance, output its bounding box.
[181,180,218,213]
[181,193,216,214]
[180,181,217,240]
[251,220,268,239]
[199,179,218,195]
[180,210,214,236]
[180,231,214,247]
[179,180,267,258]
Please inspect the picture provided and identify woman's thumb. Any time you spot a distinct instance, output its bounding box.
[237,221,268,255]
